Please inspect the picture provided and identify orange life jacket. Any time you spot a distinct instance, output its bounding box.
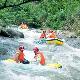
[36,52,45,65]
[40,52,45,65]
[18,52,24,62]
[49,32,57,38]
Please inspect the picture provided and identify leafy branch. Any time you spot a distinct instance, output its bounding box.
[0,0,41,10]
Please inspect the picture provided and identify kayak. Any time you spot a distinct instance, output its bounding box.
[47,63,62,69]
[46,38,64,45]
[2,59,62,69]
[3,59,16,63]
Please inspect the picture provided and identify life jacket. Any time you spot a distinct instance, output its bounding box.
[49,32,57,38]
[18,52,24,62]
[36,52,45,65]
[40,33,46,38]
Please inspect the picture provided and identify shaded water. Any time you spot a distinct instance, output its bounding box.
[0,28,80,80]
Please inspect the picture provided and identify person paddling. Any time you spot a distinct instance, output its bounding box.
[47,30,57,38]
[19,22,28,29]
[40,30,46,39]
[33,47,45,65]
[13,46,30,64]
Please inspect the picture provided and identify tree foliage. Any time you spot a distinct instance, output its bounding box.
[0,0,80,31]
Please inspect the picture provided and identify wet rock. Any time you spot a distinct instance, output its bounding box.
[0,29,10,37]
[6,29,24,38]
[0,28,24,38]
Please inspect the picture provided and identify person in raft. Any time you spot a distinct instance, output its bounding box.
[47,30,57,38]
[13,46,30,64]
[33,47,45,65]
[19,22,28,29]
[40,30,46,39]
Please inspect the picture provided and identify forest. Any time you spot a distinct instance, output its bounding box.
[0,0,80,35]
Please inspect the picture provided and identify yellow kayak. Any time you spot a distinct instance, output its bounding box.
[46,38,64,45]
[3,59,15,63]
[3,59,62,69]
[47,63,62,69]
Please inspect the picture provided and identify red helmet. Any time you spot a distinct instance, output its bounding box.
[33,47,39,52]
[19,46,24,51]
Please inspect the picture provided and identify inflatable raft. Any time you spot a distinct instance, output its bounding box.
[34,38,64,45]
[46,38,64,45]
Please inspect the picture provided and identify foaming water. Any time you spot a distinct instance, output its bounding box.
[0,28,80,80]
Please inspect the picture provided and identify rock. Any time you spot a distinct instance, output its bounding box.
[0,29,10,37]
[7,29,24,38]
[0,28,24,38]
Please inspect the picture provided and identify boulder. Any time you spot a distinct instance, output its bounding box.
[0,29,10,37]
[0,28,24,38]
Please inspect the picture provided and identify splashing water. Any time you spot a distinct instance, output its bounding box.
[0,28,80,80]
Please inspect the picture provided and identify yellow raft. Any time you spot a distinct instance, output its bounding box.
[3,59,62,69]
[3,59,15,63]
[46,38,64,45]
[47,63,62,69]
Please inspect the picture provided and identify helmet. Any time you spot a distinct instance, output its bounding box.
[19,46,24,51]
[33,47,39,52]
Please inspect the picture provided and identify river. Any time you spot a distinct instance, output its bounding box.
[0,28,80,80]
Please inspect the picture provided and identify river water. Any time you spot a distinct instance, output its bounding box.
[0,28,80,80]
